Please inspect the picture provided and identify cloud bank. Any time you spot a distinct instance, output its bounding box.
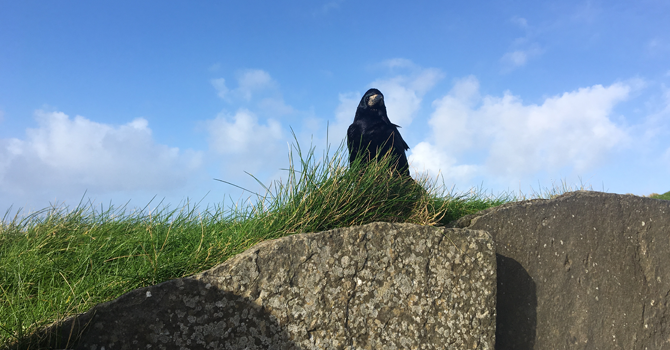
[0,111,203,201]
[410,76,631,183]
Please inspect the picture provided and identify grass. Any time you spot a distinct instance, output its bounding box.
[0,139,611,349]
[650,191,670,200]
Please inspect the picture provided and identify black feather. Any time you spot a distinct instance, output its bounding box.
[347,88,410,176]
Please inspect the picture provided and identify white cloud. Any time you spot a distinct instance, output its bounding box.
[646,38,670,56]
[484,84,629,174]
[645,87,670,172]
[212,69,277,102]
[663,147,670,174]
[633,84,670,146]
[237,69,274,101]
[415,77,631,182]
[502,50,529,66]
[410,68,445,95]
[210,69,296,130]
[571,1,601,23]
[207,108,282,155]
[511,16,528,29]
[211,78,229,99]
[501,46,544,71]
[382,58,417,70]
[315,0,345,15]
[409,142,478,183]
[502,16,543,72]
[0,111,203,197]
[204,108,290,195]
[426,76,480,153]
[205,69,305,193]
[259,97,295,116]
[328,92,360,144]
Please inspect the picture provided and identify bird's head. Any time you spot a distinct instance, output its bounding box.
[359,88,385,110]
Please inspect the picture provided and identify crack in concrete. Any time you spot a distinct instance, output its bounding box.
[249,249,262,299]
[344,232,370,349]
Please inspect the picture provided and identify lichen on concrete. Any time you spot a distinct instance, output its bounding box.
[37,222,496,349]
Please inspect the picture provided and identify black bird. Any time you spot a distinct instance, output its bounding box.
[347,88,410,176]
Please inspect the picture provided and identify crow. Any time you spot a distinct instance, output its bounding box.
[347,88,410,176]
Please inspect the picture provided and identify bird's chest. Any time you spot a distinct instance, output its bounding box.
[359,121,387,137]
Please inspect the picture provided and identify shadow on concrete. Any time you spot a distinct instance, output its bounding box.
[8,278,301,350]
[495,254,537,350]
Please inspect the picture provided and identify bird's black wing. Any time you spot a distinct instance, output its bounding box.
[347,123,363,165]
[391,124,410,151]
[382,126,410,176]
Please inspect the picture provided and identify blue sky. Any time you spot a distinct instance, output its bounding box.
[1,0,669,215]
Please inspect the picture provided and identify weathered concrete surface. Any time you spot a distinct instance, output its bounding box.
[38,222,496,349]
[451,191,670,350]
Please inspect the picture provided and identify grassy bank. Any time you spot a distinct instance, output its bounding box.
[1,141,578,348]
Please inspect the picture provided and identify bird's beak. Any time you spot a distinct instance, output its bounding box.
[367,94,383,107]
